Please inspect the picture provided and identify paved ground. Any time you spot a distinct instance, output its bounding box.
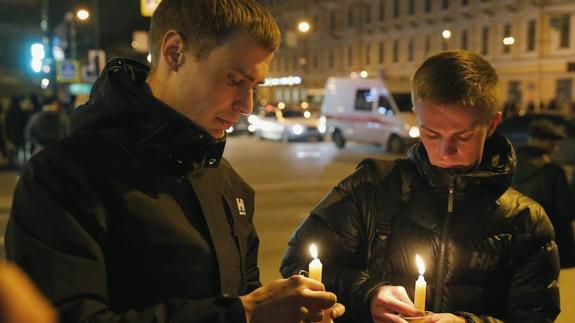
[0,137,573,322]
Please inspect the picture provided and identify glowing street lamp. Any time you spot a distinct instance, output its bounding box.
[76,9,90,21]
[298,21,311,33]
[442,29,452,39]
[30,43,45,73]
[503,36,515,46]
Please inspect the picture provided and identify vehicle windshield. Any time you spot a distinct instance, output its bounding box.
[392,93,413,112]
[282,110,304,118]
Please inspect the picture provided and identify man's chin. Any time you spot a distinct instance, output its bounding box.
[209,130,226,140]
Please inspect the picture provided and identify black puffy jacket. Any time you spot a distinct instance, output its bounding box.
[281,134,560,323]
[6,58,258,323]
[513,145,575,268]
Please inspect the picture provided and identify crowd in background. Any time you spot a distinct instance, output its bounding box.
[0,94,73,169]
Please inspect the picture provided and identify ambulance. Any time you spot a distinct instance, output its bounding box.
[320,77,420,152]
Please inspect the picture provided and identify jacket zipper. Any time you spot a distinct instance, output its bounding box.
[433,175,455,312]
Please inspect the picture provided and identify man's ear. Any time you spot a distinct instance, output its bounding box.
[487,111,503,137]
[160,30,186,71]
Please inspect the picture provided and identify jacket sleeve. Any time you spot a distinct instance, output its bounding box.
[280,162,398,323]
[507,208,560,322]
[6,158,247,323]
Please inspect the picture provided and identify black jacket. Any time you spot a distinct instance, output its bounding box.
[6,58,258,323]
[513,145,575,268]
[281,134,560,323]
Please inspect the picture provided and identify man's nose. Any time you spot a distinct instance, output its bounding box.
[233,88,254,115]
[439,138,457,159]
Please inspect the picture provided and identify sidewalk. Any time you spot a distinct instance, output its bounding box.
[0,169,18,210]
[0,169,19,260]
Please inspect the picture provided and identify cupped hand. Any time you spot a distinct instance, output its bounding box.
[370,285,424,323]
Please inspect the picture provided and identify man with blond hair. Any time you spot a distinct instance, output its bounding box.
[281,50,560,323]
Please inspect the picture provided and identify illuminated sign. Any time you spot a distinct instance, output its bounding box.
[262,76,303,87]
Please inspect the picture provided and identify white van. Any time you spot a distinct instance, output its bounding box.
[321,77,420,152]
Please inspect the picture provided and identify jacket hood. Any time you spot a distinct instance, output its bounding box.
[407,132,516,199]
[70,58,225,169]
[513,146,552,183]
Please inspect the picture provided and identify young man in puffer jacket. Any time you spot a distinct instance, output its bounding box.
[281,50,560,323]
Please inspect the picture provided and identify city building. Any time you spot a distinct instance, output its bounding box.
[260,0,575,115]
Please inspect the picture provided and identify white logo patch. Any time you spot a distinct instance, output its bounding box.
[236,198,247,216]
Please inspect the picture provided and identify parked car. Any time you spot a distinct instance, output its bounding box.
[253,109,324,141]
[321,77,419,153]
[497,113,575,164]
[226,114,255,136]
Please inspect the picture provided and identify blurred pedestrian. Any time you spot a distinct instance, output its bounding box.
[526,100,535,114]
[502,100,517,118]
[281,50,560,323]
[4,96,31,166]
[513,119,575,268]
[5,1,344,323]
[547,99,558,111]
[24,97,69,155]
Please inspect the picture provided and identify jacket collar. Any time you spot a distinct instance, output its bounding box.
[72,58,225,170]
[408,132,516,199]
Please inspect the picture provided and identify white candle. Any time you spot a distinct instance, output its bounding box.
[308,244,323,282]
[414,254,427,312]
[308,244,330,323]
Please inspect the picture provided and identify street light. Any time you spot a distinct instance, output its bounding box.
[66,9,91,60]
[298,21,311,33]
[30,43,45,73]
[442,29,452,39]
[76,9,90,21]
[503,36,515,45]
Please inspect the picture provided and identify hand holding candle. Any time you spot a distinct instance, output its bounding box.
[414,254,427,312]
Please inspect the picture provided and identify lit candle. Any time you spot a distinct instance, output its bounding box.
[308,243,323,282]
[414,254,427,312]
[308,244,330,323]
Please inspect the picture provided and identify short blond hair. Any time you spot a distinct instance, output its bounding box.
[149,0,281,69]
[411,50,501,123]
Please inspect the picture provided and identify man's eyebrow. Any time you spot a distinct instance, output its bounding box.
[420,125,438,134]
[231,68,264,85]
[420,125,476,135]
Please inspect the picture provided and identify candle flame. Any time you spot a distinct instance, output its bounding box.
[416,254,425,275]
[309,244,318,259]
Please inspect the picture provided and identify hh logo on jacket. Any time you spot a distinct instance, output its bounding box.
[236,198,246,216]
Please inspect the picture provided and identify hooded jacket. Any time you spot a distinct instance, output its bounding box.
[6,58,258,323]
[513,145,575,268]
[280,134,560,323]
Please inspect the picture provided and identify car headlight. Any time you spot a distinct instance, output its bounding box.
[292,124,304,135]
[409,126,420,138]
[248,115,258,124]
[226,126,234,134]
[318,116,327,134]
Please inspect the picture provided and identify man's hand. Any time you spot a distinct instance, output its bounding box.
[421,313,466,323]
[370,285,424,323]
[240,275,345,323]
[0,262,58,323]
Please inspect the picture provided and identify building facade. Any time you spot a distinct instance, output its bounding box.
[260,0,575,115]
